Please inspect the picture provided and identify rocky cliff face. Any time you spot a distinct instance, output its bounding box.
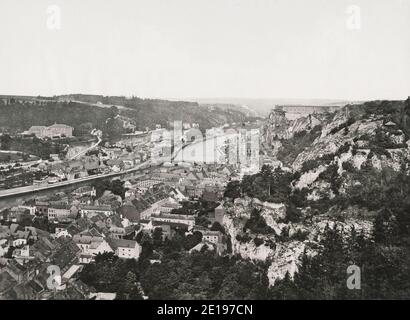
[294,105,410,168]
[262,101,410,199]
[264,101,410,171]
[223,199,372,286]
[263,109,323,143]
[291,111,410,201]
[226,99,410,287]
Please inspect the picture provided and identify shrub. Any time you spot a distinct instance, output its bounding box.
[236,233,252,243]
[253,238,264,247]
[281,204,303,223]
[300,159,320,173]
[342,161,355,172]
[329,117,355,135]
[335,143,350,158]
[244,209,274,234]
[352,144,358,156]
[289,229,309,241]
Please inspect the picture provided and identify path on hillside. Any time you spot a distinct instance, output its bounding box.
[71,100,134,111]
[68,135,102,160]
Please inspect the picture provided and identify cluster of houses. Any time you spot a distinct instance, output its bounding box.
[0,160,234,299]
[132,163,237,200]
[30,145,150,186]
[0,132,153,191]
[0,201,142,299]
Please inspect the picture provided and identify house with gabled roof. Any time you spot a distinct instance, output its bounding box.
[73,234,113,264]
[79,204,113,218]
[50,238,81,274]
[107,238,141,260]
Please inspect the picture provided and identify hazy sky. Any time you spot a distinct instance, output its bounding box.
[0,0,409,100]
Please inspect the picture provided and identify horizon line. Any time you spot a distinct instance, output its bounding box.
[1,92,409,103]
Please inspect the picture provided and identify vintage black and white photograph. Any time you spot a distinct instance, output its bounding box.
[0,0,410,304]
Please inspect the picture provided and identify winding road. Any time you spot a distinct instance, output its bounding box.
[0,161,155,199]
[68,136,102,160]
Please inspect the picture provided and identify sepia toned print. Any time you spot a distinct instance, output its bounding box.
[0,0,409,301]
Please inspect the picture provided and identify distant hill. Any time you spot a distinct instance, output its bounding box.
[0,94,252,135]
[0,101,112,134]
[183,97,364,116]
